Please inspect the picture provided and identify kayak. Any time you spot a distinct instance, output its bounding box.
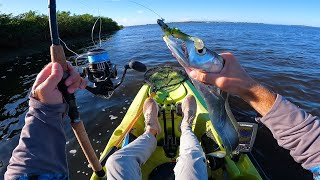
[90,66,262,180]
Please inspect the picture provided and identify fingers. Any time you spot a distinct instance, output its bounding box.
[65,62,77,86]
[219,52,234,59]
[188,69,218,85]
[32,63,53,90]
[65,62,87,93]
[67,78,86,93]
[79,78,87,89]
[41,62,63,91]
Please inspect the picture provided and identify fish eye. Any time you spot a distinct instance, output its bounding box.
[196,47,206,56]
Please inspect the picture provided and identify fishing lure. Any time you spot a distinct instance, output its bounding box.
[157,19,224,73]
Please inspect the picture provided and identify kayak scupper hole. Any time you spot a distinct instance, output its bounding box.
[115,130,122,136]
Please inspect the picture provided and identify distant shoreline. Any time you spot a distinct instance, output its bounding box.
[125,21,320,29]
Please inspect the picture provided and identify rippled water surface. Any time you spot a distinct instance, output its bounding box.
[1,23,320,179]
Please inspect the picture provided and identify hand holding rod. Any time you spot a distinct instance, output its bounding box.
[48,0,105,177]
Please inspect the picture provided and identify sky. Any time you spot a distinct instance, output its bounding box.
[0,0,319,27]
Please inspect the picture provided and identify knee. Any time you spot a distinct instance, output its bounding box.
[105,154,141,179]
[106,154,123,171]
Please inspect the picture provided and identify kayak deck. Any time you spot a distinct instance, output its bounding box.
[91,81,262,180]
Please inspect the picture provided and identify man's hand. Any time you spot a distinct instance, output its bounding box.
[186,52,276,116]
[187,53,257,98]
[31,62,86,105]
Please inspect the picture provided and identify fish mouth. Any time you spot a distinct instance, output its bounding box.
[163,36,190,69]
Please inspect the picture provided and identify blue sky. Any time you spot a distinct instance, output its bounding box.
[0,0,319,27]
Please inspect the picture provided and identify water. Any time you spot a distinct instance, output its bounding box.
[1,22,320,179]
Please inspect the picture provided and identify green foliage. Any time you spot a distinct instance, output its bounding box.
[0,11,121,48]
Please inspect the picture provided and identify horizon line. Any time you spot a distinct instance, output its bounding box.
[122,20,320,29]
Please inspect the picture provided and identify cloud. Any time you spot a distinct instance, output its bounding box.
[137,10,143,14]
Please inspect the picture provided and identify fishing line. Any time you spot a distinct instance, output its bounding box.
[59,38,88,72]
[59,38,80,57]
[129,0,164,20]
[99,16,102,47]
[91,17,100,47]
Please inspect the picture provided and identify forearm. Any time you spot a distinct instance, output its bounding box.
[5,97,69,180]
[240,82,276,116]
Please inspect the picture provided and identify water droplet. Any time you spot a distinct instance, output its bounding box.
[123,107,127,110]
[109,115,118,120]
[69,149,77,154]
[77,170,80,173]
[99,133,101,136]
[66,141,69,145]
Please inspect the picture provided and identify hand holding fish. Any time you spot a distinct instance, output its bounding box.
[186,52,276,116]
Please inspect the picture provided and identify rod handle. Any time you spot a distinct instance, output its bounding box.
[50,44,68,70]
[72,121,105,177]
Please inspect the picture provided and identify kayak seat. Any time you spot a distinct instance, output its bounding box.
[148,162,176,180]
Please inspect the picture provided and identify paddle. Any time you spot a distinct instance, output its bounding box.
[48,0,105,177]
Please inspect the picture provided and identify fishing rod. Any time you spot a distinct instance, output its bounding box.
[48,1,148,178]
[48,0,105,177]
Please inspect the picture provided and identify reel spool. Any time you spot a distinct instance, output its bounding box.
[82,49,147,99]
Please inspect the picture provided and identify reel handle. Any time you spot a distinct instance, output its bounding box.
[128,60,147,72]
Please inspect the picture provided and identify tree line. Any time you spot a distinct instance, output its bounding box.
[0,11,123,49]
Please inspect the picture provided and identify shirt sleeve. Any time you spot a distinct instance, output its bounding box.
[260,94,320,174]
[4,97,69,180]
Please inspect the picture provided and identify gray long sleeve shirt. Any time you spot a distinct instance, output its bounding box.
[4,95,320,179]
[4,97,68,180]
[259,95,320,179]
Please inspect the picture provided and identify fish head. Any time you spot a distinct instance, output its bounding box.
[163,36,224,73]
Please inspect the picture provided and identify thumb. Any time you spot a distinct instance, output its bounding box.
[42,62,63,91]
[188,69,218,85]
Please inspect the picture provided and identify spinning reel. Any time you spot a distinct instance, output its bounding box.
[81,49,147,98]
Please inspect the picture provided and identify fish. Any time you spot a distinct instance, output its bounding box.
[158,20,239,153]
